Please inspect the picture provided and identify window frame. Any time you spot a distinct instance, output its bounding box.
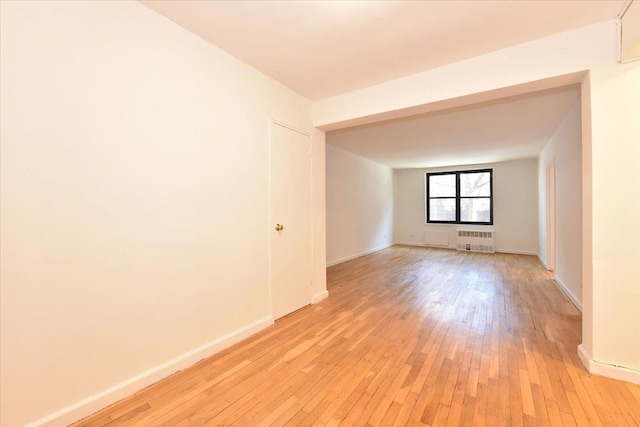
[426,168,493,225]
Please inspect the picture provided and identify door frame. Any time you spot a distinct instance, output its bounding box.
[268,119,313,319]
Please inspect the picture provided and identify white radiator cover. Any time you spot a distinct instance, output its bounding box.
[457,229,495,253]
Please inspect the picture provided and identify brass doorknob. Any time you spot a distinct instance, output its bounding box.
[275,224,284,231]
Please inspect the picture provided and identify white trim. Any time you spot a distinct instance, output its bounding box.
[326,243,394,267]
[616,18,623,63]
[537,254,549,269]
[395,242,458,250]
[396,241,458,250]
[393,242,536,255]
[495,249,538,256]
[578,344,640,385]
[24,317,274,427]
[271,119,311,137]
[311,290,329,303]
[553,275,583,312]
[394,241,427,247]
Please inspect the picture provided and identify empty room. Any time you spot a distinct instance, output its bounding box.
[1,1,639,426]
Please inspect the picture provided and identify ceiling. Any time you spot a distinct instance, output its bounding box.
[327,85,581,169]
[139,1,601,168]
[140,0,623,101]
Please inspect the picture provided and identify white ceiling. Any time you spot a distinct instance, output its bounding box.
[140,0,623,101]
[327,85,581,169]
[139,1,600,168]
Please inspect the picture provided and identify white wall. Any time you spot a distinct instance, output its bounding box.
[325,145,393,266]
[313,20,640,382]
[313,22,612,130]
[0,2,326,426]
[539,102,582,308]
[394,159,538,254]
[588,62,640,375]
[312,128,328,301]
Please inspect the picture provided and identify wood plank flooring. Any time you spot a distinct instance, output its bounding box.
[73,246,640,426]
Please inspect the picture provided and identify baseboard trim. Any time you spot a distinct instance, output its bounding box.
[395,241,453,249]
[394,242,536,256]
[578,344,640,385]
[24,316,274,427]
[326,243,394,267]
[394,241,426,247]
[537,254,549,269]
[553,275,583,312]
[311,290,329,303]
[495,249,538,256]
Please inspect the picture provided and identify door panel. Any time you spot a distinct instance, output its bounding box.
[270,123,311,319]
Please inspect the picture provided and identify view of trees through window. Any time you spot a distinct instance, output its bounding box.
[426,169,493,224]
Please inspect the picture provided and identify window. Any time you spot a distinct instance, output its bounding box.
[426,169,493,225]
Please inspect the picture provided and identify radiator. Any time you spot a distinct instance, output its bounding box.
[456,229,494,253]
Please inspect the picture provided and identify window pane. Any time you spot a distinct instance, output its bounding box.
[460,172,491,197]
[429,174,456,197]
[429,198,456,221]
[461,198,491,222]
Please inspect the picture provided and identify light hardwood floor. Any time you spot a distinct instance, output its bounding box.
[74,246,640,426]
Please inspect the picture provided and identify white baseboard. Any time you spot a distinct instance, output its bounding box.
[395,241,452,249]
[25,316,274,427]
[326,242,394,267]
[395,242,536,256]
[537,254,549,269]
[311,290,329,303]
[578,344,640,385]
[394,241,426,247]
[495,249,538,255]
[553,275,583,312]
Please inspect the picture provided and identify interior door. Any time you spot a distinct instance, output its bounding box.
[269,122,311,319]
